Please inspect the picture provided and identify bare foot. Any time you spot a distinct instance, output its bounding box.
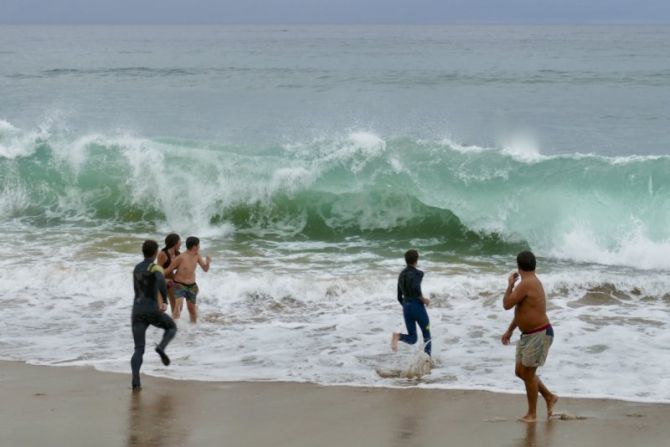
[546,394,559,418]
[518,414,537,423]
[391,332,400,352]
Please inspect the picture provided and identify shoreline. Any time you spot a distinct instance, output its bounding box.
[2,361,669,447]
[9,359,666,406]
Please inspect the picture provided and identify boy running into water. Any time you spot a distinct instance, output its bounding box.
[131,240,177,390]
[166,236,211,323]
[501,251,558,422]
[391,250,432,356]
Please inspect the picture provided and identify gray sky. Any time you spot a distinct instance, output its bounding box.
[2,0,669,25]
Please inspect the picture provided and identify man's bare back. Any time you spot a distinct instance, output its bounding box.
[510,273,550,333]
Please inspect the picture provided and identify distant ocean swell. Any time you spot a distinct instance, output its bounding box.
[1,119,669,268]
[6,66,670,87]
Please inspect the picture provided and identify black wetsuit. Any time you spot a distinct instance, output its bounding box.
[397,265,432,356]
[131,258,177,388]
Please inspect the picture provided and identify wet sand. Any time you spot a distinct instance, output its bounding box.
[1,360,668,447]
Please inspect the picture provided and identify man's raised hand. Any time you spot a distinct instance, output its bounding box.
[508,272,519,288]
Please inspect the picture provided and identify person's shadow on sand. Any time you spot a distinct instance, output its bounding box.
[127,392,187,446]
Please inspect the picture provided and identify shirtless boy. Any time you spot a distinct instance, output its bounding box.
[501,251,558,422]
[166,236,211,323]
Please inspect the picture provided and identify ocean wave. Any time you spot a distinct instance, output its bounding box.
[1,119,669,268]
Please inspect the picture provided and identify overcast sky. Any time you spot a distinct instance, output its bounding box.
[2,0,669,25]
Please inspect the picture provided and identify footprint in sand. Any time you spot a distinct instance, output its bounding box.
[484,417,507,423]
[553,412,588,421]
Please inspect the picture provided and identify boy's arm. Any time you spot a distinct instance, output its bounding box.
[397,276,403,305]
[198,255,211,272]
[165,256,182,276]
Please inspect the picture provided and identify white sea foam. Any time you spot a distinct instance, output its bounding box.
[0,119,18,131]
[0,225,668,403]
[0,182,29,218]
[551,224,670,270]
[0,119,39,159]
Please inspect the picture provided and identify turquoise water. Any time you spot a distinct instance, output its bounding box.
[1,25,669,401]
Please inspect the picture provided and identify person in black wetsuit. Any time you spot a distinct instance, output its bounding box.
[131,240,177,390]
[391,249,432,356]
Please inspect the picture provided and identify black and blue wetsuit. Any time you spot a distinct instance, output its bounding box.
[397,265,431,356]
[131,258,177,389]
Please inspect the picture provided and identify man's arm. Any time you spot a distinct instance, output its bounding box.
[502,272,525,310]
[501,316,517,345]
[506,317,518,333]
[198,255,211,272]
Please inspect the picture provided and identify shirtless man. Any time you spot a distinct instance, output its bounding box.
[501,251,558,422]
[166,236,210,323]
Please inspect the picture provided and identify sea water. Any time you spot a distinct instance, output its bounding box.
[1,25,669,402]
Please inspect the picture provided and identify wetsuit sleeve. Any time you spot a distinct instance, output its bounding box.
[132,264,142,298]
[156,272,168,303]
[417,270,424,298]
[133,276,140,298]
[397,272,404,305]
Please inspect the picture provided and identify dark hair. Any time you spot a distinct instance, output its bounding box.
[517,250,536,272]
[186,236,200,250]
[142,240,159,258]
[163,233,181,253]
[404,249,419,265]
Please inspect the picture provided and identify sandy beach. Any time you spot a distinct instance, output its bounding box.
[1,361,668,447]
